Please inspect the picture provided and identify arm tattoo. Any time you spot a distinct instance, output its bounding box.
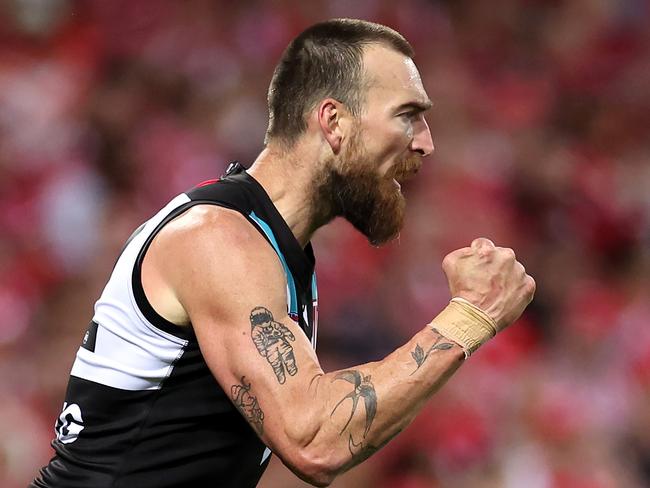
[231,376,264,436]
[410,328,454,375]
[330,370,378,455]
[348,436,378,461]
[348,434,392,463]
[249,306,297,384]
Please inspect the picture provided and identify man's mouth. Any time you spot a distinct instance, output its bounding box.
[387,156,422,192]
[392,166,420,186]
[392,158,421,182]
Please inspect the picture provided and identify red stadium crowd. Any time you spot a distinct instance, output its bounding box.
[1,1,649,486]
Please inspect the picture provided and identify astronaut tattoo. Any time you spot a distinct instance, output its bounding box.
[249,306,298,384]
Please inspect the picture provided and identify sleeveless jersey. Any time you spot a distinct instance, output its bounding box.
[31,162,318,488]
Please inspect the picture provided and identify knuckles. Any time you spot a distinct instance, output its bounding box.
[441,248,465,271]
[502,247,516,260]
[443,240,536,326]
[524,275,537,298]
[471,237,495,250]
[444,242,534,297]
[494,247,516,263]
[441,254,454,272]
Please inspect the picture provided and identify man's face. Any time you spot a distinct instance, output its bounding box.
[319,44,434,246]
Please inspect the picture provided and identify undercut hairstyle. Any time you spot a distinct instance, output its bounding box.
[265,18,414,146]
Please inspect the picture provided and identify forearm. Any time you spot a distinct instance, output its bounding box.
[291,323,464,482]
[288,242,532,481]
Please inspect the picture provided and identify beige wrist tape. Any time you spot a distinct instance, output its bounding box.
[429,297,498,358]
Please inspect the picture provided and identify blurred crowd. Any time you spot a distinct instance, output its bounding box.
[1,0,649,487]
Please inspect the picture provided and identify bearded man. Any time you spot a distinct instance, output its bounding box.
[32,19,535,488]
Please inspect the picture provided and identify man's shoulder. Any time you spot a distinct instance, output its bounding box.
[162,204,265,250]
[151,203,290,329]
[151,203,283,281]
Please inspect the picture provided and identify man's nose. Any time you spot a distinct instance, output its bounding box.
[411,118,434,157]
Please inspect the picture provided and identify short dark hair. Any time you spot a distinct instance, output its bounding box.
[265,18,414,146]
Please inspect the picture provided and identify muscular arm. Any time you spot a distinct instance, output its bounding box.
[146,206,533,486]
[310,326,463,467]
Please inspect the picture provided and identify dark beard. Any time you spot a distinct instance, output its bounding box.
[313,131,415,246]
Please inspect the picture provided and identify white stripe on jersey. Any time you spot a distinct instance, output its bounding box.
[70,194,190,391]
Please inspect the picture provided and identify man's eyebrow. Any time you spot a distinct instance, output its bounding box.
[395,100,433,113]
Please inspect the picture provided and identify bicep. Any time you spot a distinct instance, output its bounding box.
[167,210,324,451]
[193,300,323,445]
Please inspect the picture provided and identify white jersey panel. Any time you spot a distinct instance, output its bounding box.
[70,194,191,391]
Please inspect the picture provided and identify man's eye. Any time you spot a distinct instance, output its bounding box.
[400,111,419,120]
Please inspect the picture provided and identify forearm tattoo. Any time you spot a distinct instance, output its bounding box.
[410,327,454,374]
[231,376,264,436]
[249,306,297,384]
[330,370,378,455]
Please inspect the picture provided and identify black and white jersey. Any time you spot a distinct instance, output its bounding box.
[32,162,318,488]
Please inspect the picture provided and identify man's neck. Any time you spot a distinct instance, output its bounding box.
[248,146,326,248]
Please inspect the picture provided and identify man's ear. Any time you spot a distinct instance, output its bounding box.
[317,98,347,155]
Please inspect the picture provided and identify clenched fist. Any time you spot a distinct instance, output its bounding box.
[442,238,536,331]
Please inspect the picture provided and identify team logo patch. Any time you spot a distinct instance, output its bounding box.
[55,402,85,444]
